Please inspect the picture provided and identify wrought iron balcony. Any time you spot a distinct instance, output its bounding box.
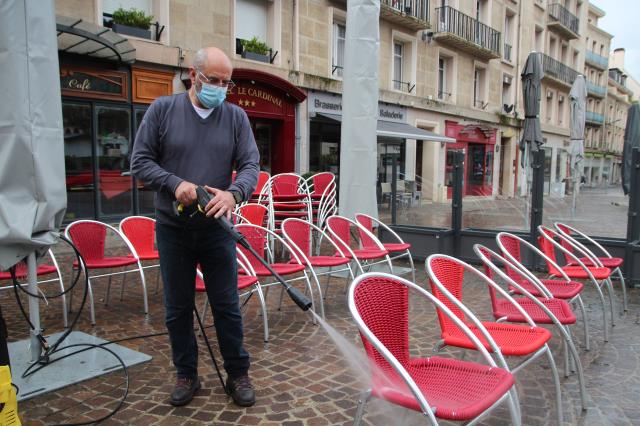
[504,43,512,62]
[585,50,608,70]
[380,0,430,31]
[586,110,604,126]
[541,53,578,88]
[587,81,606,98]
[547,3,579,39]
[433,6,501,60]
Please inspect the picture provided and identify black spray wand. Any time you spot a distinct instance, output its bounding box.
[191,186,312,311]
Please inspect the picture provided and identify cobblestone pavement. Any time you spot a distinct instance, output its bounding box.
[380,186,629,239]
[5,253,640,425]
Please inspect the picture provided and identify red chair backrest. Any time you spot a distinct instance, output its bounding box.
[272,174,301,196]
[326,216,352,254]
[555,223,575,254]
[68,222,107,261]
[537,228,563,276]
[497,234,530,284]
[282,219,312,259]
[353,275,410,375]
[428,257,468,335]
[235,225,267,270]
[252,171,270,197]
[237,204,267,227]
[121,217,156,257]
[311,172,334,196]
[354,214,380,250]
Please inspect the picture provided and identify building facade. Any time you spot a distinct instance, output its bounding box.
[53,0,635,223]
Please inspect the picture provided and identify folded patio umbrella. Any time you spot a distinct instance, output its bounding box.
[622,103,640,195]
[519,52,544,168]
[569,75,586,211]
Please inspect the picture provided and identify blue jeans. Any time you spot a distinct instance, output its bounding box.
[156,221,250,380]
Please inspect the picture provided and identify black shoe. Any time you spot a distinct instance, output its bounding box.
[170,376,201,406]
[226,374,256,407]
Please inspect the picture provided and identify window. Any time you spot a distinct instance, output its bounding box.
[535,27,544,52]
[104,0,152,15]
[504,11,514,61]
[546,91,553,122]
[235,0,279,60]
[332,22,346,77]
[102,0,168,43]
[438,55,453,100]
[473,67,487,109]
[393,42,404,91]
[557,94,565,125]
[502,74,513,111]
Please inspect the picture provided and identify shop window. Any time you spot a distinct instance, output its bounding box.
[332,22,346,78]
[63,102,94,222]
[133,107,154,215]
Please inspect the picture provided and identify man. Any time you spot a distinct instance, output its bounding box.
[131,47,259,407]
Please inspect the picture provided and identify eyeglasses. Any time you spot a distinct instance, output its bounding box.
[197,71,235,90]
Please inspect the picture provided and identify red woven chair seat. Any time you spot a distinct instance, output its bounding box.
[271,194,307,201]
[383,242,411,252]
[0,264,57,280]
[494,298,576,324]
[560,265,611,280]
[127,251,159,261]
[443,322,552,357]
[509,279,583,299]
[73,256,138,269]
[253,263,306,277]
[340,248,389,260]
[567,257,623,268]
[371,356,514,421]
[272,202,308,210]
[298,256,351,268]
[274,212,309,218]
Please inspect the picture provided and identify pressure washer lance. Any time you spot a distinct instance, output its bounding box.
[177,186,312,312]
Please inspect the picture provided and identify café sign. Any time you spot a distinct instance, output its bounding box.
[60,67,128,101]
[308,92,406,123]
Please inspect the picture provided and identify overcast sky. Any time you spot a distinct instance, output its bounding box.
[596,0,640,79]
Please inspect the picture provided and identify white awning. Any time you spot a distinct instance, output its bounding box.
[318,113,455,143]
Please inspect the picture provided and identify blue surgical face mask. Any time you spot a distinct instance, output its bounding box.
[196,81,227,109]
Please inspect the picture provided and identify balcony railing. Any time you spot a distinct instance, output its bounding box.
[380,0,430,30]
[504,43,512,62]
[392,79,416,93]
[585,50,608,70]
[541,53,578,87]
[586,110,604,125]
[438,90,452,100]
[587,81,607,98]
[547,3,580,38]
[434,6,501,60]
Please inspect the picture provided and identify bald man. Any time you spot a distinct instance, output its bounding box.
[131,47,259,407]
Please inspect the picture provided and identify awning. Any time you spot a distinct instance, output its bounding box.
[56,15,136,63]
[317,113,455,143]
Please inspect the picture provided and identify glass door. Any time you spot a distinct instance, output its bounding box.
[63,102,94,222]
[95,104,132,218]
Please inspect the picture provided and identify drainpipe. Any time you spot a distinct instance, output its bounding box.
[293,0,302,173]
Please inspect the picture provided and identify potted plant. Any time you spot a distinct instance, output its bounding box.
[111,7,154,40]
[241,36,271,63]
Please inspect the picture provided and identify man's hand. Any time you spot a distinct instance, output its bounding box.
[203,186,235,219]
[175,181,198,206]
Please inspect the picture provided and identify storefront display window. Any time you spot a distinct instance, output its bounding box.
[63,102,94,221]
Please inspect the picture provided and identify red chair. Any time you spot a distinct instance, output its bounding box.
[65,220,148,325]
[496,231,592,349]
[473,244,588,412]
[282,218,359,301]
[0,249,68,328]
[235,203,269,227]
[305,172,337,229]
[119,216,161,293]
[250,171,270,201]
[537,225,616,333]
[348,272,519,425]
[555,222,627,312]
[234,223,322,318]
[196,249,269,341]
[326,215,392,274]
[355,213,415,282]
[259,173,312,233]
[427,254,562,424]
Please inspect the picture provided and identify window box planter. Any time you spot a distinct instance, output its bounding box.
[241,50,270,63]
[112,23,151,40]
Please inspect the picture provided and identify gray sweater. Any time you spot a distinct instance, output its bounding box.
[131,92,260,227]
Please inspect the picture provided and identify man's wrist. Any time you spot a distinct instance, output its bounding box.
[229,190,243,204]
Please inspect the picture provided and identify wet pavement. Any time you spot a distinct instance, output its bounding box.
[381,186,629,240]
[5,248,640,425]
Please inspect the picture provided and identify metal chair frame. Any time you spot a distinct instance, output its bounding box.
[427,254,562,424]
[65,219,148,325]
[473,244,588,412]
[348,272,521,426]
